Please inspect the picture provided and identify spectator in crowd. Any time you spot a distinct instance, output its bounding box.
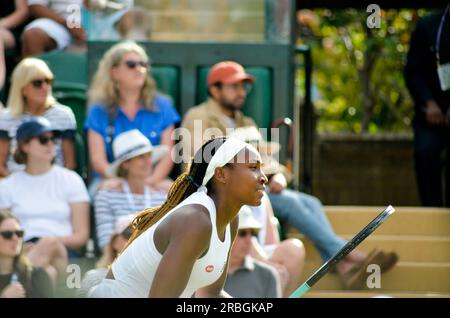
[404,6,450,207]
[0,118,90,283]
[21,0,86,57]
[224,206,282,298]
[181,61,399,289]
[85,41,180,195]
[0,0,29,90]
[85,0,152,41]
[0,57,77,178]
[78,214,134,298]
[95,129,168,249]
[0,209,54,298]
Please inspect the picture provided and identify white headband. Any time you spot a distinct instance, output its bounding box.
[201,137,257,188]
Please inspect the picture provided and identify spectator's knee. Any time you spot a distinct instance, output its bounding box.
[280,238,306,262]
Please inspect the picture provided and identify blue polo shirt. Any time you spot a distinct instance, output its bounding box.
[85,94,180,163]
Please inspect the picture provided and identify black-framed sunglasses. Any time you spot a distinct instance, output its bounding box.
[238,229,259,238]
[30,78,53,89]
[37,134,59,145]
[124,60,148,69]
[0,230,25,240]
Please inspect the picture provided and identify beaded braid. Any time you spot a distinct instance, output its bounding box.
[123,137,227,249]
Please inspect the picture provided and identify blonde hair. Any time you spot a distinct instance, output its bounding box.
[6,58,56,117]
[88,41,157,110]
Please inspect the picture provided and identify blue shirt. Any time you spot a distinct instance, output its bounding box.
[85,94,180,163]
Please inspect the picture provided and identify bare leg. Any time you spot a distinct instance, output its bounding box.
[21,28,57,58]
[270,238,306,297]
[0,28,15,89]
[26,237,68,282]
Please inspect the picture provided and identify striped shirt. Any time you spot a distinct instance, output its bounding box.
[94,187,167,249]
[0,104,77,173]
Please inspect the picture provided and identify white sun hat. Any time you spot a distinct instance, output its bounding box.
[106,129,168,177]
[229,126,280,156]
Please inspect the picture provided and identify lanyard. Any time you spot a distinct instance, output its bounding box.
[123,181,151,212]
[436,5,450,64]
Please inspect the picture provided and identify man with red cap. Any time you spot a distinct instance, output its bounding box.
[181,61,257,159]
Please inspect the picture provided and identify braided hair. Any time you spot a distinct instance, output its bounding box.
[123,137,228,249]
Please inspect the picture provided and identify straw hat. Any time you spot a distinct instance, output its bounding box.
[106,129,168,177]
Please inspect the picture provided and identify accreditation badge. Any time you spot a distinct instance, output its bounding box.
[437,61,450,91]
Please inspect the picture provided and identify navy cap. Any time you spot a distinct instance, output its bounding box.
[16,117,56,142]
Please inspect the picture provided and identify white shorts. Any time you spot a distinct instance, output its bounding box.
[24,18,72,50]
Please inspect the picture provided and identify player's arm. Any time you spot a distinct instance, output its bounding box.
[148,206,211,298]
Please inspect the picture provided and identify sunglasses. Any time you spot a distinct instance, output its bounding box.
[37,134,58,145]
[0,230,24,240]
[124,60,148,69]
[30,78,53,89]
[238,229,259,238]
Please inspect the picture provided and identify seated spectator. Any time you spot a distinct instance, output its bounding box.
[224,206,281,298]
[95,129,168,250]
[21,0,86,57]
[0,0,29,90]
[0,118,90,283]
[85,41,180,195]
[0,209,54,298]
[0,57,77,178]
[86,0,152,41]
[78,214,134,298]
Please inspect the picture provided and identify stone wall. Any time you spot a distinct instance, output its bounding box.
[135,0,265,42]
[311,133,421,206]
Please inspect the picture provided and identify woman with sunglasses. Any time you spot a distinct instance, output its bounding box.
[0,117,90,283]
[0,57,77,179]
[0,209,54,298]
[85,41,180,195]
[88,137,268,298]
[94,129,168,250]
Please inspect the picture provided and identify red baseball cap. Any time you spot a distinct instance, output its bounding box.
[207,61,255,86]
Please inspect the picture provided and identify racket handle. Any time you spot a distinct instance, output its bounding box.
[289,282,311,298]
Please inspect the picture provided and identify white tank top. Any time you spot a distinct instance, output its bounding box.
[92,191,231,298]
